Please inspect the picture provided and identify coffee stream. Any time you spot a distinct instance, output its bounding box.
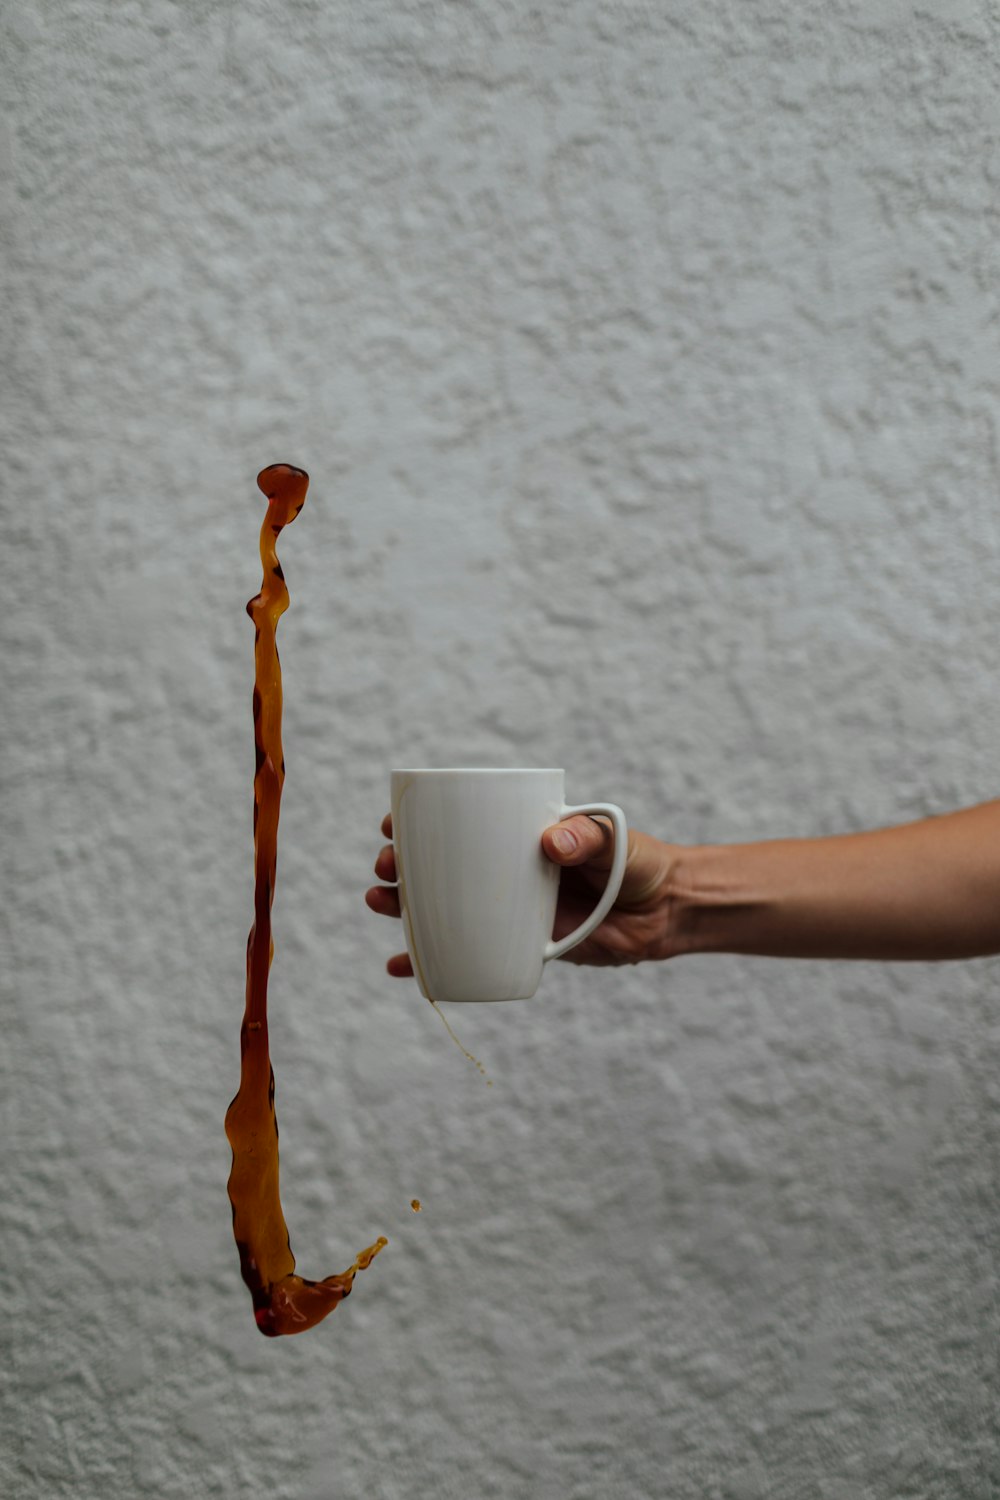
[225,463,386,1337]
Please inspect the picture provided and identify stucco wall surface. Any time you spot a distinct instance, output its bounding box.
[3,3,1000,1497]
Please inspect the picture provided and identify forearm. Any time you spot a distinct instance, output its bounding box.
[665,800,1000,961]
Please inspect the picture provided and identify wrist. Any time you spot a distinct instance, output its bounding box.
[657,844,742,959]
[648,844,706,960]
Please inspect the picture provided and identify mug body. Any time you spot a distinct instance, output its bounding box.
[390,768,565,1002]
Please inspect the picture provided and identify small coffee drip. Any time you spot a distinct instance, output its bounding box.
[428,999,493,1086]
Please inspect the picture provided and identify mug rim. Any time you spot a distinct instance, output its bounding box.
[391,767,564,776]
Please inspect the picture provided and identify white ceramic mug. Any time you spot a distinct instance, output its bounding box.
[390,768,628,1003]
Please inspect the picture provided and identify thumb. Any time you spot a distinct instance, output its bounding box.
[541,815,616,869]
[542,819,675,911]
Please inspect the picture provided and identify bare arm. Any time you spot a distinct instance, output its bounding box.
[666,800,1000,962]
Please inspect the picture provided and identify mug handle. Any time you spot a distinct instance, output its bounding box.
[543,802,629,963]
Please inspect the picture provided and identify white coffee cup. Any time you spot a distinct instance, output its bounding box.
[389,768,628,1003]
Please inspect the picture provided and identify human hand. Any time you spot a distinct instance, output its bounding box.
[365,812,683,975]
[538,816,680,966]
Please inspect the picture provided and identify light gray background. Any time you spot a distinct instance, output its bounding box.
[3,3,999,1497]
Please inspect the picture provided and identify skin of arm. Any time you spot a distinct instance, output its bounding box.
[663,799,1000,962]
[365,801,1000,970]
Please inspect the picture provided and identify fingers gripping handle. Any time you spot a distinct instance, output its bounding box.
[543,802,628,963]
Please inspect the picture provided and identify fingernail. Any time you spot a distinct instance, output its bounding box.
[552,828,577,854]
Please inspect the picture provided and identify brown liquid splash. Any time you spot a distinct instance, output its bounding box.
[225,463,386,1337]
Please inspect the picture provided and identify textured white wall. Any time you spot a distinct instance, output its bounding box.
[4,3,1000,1497]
